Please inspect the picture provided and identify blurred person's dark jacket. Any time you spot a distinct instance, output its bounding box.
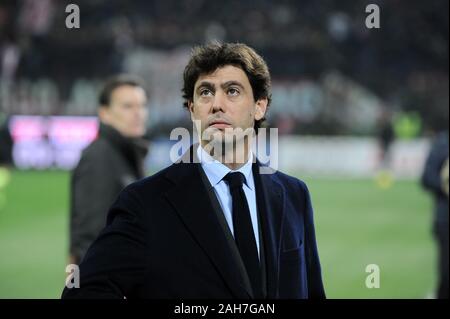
[0,116,13,165]
[70,123,148,264]
[421,131,449,299]
[422,131,449,228]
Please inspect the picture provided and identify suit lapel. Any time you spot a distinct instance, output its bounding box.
[198,165,255,298]
[164,160,251,299]
[253,163,285,299]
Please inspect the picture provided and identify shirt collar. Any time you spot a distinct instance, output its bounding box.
[197,144,254,190]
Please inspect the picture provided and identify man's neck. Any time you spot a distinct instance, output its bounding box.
[200,139,252,170]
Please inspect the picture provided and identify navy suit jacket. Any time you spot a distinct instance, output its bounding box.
[62,149,325,299]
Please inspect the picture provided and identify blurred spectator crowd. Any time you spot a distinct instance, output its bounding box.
[0,0,448,137]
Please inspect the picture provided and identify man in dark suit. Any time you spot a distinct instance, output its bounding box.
[62,43,325,299]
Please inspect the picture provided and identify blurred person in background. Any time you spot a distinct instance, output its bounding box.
[0,113,13,166]
[69,75,149,265]
[377,108,394,169]
[374,108,395,189]
[421,130,449,299]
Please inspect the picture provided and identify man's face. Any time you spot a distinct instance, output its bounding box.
[188,65,267,146]
[99,85,148,138]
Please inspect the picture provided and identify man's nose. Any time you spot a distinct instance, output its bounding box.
[212,91,227,113]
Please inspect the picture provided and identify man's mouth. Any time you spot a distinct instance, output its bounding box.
[208,120,232,129]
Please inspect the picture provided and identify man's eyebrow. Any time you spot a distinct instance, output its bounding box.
[196,81,215,91]
[221,81,245,89]
[195,80,245,93]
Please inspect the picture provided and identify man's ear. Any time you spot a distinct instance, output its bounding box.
[254,98,268,121]
[188,101,196,121]
[98,106,110,124]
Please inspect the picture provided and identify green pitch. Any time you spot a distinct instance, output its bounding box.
[0,169,436,298]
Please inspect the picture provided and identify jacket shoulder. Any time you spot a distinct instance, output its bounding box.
[72,138,119,179]
[272,170,309,192]
[80,137,116,161]
[120,164,177,198]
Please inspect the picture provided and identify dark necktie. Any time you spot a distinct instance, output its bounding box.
[223,172,262,298]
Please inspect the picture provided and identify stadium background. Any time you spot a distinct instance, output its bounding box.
[0,0,448,298]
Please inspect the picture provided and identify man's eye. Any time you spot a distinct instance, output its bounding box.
[228,88,240,96]
[200,89,213,97]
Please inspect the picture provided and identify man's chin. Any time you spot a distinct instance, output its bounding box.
[203,127,224,138]
[202,130,244,146]
[124,129,145,138]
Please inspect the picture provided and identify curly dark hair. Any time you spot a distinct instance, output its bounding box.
[182,42,272,130]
